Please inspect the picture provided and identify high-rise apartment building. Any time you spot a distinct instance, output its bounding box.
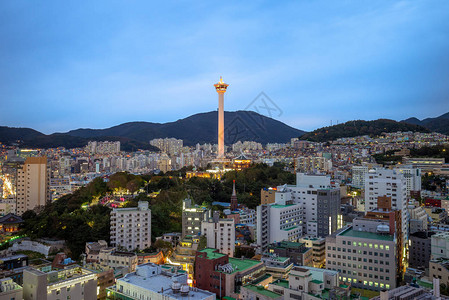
[394,165,421,196]
[352,165,369,189]
[295,156,332,174]
[110,201,151,251]
[276,173,341,238]
[86,141,120,154]
[150,138,183,156]
[16,157,51,215]
[364,168,409,245]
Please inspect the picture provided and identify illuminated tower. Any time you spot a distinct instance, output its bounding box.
[214,76,229,159]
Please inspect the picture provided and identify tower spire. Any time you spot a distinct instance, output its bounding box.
[230,179,238,211]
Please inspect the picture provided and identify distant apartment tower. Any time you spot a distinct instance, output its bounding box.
[157,153,172,173]
[110,201,151,251]
[352,165,369,189]
[295,156,332,174]
[182,198,210,238]
[150,138,183,155]
[364,168,408,245]
[86,141,120,154]
[201,212,235,257]
[394,165,421,196]
[16,157,51,215]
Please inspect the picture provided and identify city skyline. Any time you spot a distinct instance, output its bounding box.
[1,1,449,134]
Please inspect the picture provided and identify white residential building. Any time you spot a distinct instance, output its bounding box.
[394,165,422,196]
[431,232,449,260]
[23,265,97,300]
[364,168,409,245]
[107,263,215,300]
[352,165,369,189]
[201,212,235,257]
[238,208,256,225]
[276,173,341,238]
[110,201,151,251]
[256,198,303,254]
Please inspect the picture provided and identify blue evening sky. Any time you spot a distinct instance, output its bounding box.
[1,1,448,133]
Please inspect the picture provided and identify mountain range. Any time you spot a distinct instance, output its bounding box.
[0,111,305,149]
[401,112,449,135]
[1,110,448,149]
[300,119,430,142]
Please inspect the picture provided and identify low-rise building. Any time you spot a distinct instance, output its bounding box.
[371,283,448,300]
[299,237,326,268]
[169,235,201,276]
[268,266,349,300]
[261,253,293,279]
[23,265,97,300]
[267,241,312,267]
[430,258,449,288]
[0,277,23,300]
[194,248,265,298]
[241,284,283,300]
[98,248,137,274]
[137,251,164,265]
[106,263,215,300]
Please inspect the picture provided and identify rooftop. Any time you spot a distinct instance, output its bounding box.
[243,284,282,299]
[114,264,214,300]
[339,227,394,241]
[198,248,226,260]
[224,257,262,275]
[271,279,289,288]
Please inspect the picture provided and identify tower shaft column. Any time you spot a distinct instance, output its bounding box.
[214,76,229,160]
[218,92,224,158]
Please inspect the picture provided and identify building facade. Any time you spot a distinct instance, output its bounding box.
[16,157,51,215]
[201,212,235,257]
[325,225,397,291]
[110,201,151,251]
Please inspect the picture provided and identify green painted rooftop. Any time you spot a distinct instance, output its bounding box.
[271,279,289,288]
[311,279,323,284]
[198,248,226,259]
[339,228,394,241]
[227,257,262,274]
[243,285,282,299]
